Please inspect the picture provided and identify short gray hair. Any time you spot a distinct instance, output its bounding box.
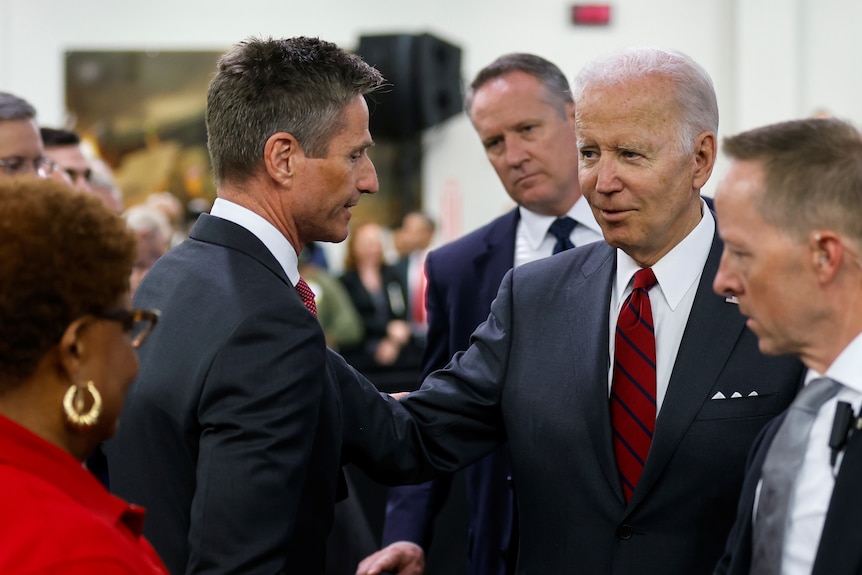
[0,92,36,122]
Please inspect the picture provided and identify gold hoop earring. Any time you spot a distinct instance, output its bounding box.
[63,381,102,429]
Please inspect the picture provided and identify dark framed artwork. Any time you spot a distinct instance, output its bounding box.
[65,49,420,227]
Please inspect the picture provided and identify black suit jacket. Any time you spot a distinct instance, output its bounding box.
[107,214,344,574]
[383,209,519,575]
[342,230,805,574]
[716,401,862,575]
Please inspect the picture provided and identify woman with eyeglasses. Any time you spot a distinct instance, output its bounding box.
[0,177,165,573]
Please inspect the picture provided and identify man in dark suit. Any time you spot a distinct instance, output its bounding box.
[713,118,862,575]
[106,36,384,574]
[352,46,804,575]
[377,53,602,575]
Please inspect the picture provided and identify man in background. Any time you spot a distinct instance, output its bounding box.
[0,93,55,180]
[377,52,602,575]
[393,211,436,340]
[713,117,862,575]
[40,127,94,193]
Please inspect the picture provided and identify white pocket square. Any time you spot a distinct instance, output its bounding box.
[712,390,759,400]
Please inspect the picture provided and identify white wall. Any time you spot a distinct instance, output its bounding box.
[2,0,861,245]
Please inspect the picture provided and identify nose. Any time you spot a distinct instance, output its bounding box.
[594,157,621,194]
[712,250,741,298]
[358,155,379,195]
[504,134,529,167]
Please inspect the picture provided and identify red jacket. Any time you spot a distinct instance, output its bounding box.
[0,414,167,574]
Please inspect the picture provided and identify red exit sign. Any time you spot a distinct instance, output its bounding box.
[571,4,612,26]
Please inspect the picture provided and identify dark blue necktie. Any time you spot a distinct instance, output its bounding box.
[549,217,577,254]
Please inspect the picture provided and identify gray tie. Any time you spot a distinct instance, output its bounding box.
[750,377,842,575]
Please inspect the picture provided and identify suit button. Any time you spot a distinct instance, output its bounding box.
[617,524,633,539]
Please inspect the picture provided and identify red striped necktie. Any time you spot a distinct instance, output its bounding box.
[610,267,657,502]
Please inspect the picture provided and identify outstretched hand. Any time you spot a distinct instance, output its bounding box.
[355,541,425,575]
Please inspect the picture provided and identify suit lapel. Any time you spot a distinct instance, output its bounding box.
[473,209,519,309]
[812,424,862,574]
[631,232,747,507]
[564,243,622,499]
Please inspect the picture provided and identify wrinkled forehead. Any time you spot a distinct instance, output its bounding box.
[575,79,681,145]
[0,118,43,159]
[577,73,678,116]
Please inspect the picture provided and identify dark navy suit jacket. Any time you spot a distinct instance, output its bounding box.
[715,400,862,575]
[107,214,345,574]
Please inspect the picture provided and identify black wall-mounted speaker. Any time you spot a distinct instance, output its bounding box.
[357,33,463,139]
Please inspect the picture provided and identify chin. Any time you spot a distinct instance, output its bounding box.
[756,337,785,357]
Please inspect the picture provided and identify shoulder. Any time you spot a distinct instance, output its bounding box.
[0,474,159,573]
[514,239,613,279]
[428,210,517,267]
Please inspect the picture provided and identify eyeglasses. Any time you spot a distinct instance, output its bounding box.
[95,308,161,348]
[0,156,59,178]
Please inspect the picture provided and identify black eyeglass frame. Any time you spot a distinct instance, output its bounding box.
[94,308,161,348]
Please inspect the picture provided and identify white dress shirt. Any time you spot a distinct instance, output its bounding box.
[209,198,300,284]
[607,200,715,411]
[778,333,862,575]
[514,195,603,268]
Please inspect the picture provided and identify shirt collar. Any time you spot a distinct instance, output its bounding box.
[517,195,602,251]
[210,197,300,284]
[614,199,715,310]
[805,331,862,394]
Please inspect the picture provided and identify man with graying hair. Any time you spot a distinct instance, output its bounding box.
[0,92,56,179]
[713,117,862,575]
[107,36,384,574]
[350,46,803,575]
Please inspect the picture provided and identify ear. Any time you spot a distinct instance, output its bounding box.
[56,317,90,382]
[810,231,843,283]
[263,132,303,187]
[692,131,717,190]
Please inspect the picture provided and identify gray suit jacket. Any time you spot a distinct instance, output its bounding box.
[342,231,804,574]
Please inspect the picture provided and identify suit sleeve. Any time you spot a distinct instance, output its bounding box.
[341,268,514,484]
[188,303,328,573]
[380,249,456,547]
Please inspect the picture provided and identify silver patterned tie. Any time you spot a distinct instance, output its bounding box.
[750,377,842,575]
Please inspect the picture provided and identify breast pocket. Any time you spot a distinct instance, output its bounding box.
[695,392,782,421]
